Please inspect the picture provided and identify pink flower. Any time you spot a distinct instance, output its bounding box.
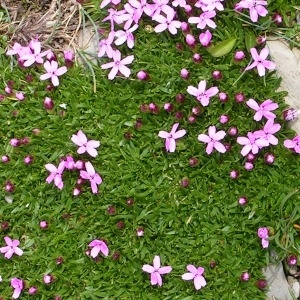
[201,0,224,11]
[158,123,186,152]
[20,39,50,67]
[0,236,23,259]
[114,24,139,49]
[245,47,276,77]
[40,60,67,86]
[142,255,172,286]
[45,161,66,189]
[187,80,219,106]
[63,50,74,61]
[101,50,134,80]
[11,278,24,299]
[198,126,226,154]
[237,0,268,22]
[257,227,269,248]
[80,162,102,194]
[182,265,207,290]
[147,0,174,18]
[71,130,100,157]
[188,11,216,29]
[102,8,130,31]
[88,239,109,257]
[237,132,268,156]
[253,119,281,146]
[284,135,300,154]
[98,31,115,58]
[100,0,121,9]
[199,30,212,47]
[64,155,75,170]
[153,11,181,35]
[15,92,25,101]
[6,42,23,56]
[246,98,278,121]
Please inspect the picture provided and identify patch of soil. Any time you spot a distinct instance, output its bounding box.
[0,0,81,52]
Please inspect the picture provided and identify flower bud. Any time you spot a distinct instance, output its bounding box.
[234,51,245,62]
[56,256,64,265]
[134,119,143,130]
[0,94,5,101]
[140,104,150,113]
[149,103,159,114]
[175,93,185,104]
[1,221,9,231]
[75,160,85,170]
[264,153,275,165]
[21,137,30,145]
[238,197,248,206]
[184,4,192,14]
[287,254,297,266]
[181,22,190,33]
[219,114,229,124]
[107,205,116,215]
[185,34,196,48]
[219,92,228,103]
[272,12,282,25]
[112,251,120,260]
[32,128,41,135]
[126,198,134,206]
[256,36,266,45]
[44,97,54,110]
[5,180,15,193]
[192,106,201,115]
[246,153,256,162]
[164,103,174,113]
[212,70,222,80]
[240,272,250,281]
[174,111,184,120]
[25,74,34,83]
[137,70,149,81]
[5,86,12,95]
[244,162,254,171]
[188,115,197,123]
[24,155,34,165]
[209,260,217,268]
[73,186,81,196]
[16,92,25,101]
[1,155,10,163]
[39,221,48,229]
[189,157,199,167]
[116,220,125,229]
[63,50,74,68]
[28,286,38,295]
[256,279,267,290]
[136,227,144,236]
[283,108,299,121]
[192,53,202,63]
[181,177,190,188]
[199,30,212,47]
[230,170,239,179]
[228,126,238,136]
[234,92,245,103]
[224,143,231,152]
[180,68,190,79]
[10,138,21,147]
[43,274,54,284]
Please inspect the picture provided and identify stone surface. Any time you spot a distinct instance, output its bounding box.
[267,39,300,134]
[263,263,296,300]
[292,281,300,299]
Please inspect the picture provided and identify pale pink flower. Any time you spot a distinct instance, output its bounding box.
[187,80,219,106]
[257,227,269,248]
[182,265,207,290]
[64,155,75,170]
[158,123,186,152]
[171,0,186,8]
[100,0,121,9]
[114,24,139,49]
[237,132,268,156]
[98,31,115,58]
[45,161,66,189]
[284,135,300,154]
[40,60,67,86]
[15,92,25,101]
[245,47,276,77]
[20,40,50,67]
[142,255,172,286]
[199,30,212,47]
[246,98,278,121]
[201,0,224,11]
[71,130,100,157]
[102,8,130,31]
[80,161,103,194]
[253,119,281,146]
[101,50,134,80]
[198,126,226,154]
[237,0,268,22]
[6,42,23,56]
[153,11,181,35]
[88,239,109,257]
[63,50,74,61]
[0,237,23,259]
[11,278,24,299]
[147,0,174,18]
[188,11,216,29]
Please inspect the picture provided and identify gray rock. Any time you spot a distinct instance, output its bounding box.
[263,263,295,300]
[292,281,300,299]
[287,275,298,286]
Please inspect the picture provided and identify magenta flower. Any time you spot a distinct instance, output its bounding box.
[158,123,186,152]
[71,130,100,157]
[237,0,268,22]
[80,162,102,194]
[153,11,181,35]
[45,161,66,189]
[20,39,49,67]
[202,0,224,11]
[187,80,219,106]
[188,11,216,29]
[237,132,269,156]
[246,98,278,121]
[199,30,212,47]
[198,126,226,154]
[253,119,281,146]
[101,50,134,80]
[182,265,207,290]
[11,278,24,299]
[284,135,300,154]
[0,236,23,259]
[142,255,172,286]
[257,227,269,248]
[40,60,67,86]
[88,239,109,258]
[245,47,276,77]
[114,24,139,49]
[98,31,115,58]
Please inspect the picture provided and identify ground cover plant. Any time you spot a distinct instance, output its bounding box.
[0,0,300,299]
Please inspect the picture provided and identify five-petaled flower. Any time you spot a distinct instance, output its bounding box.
[153,11,182,35]
[198,126,226,154]
[284,135,300,154]
[0,236,23,259]
[257,227,269,248]
[236,0,268,22]
[246,98,278,121]
[80,161,103,194]
[158,123,186,152]
[88,239,109,258]
[142,255,172,286]
[40,60,67,86]
[45,161,66,189]
[187,80,219,106]
[71,130,100,157]
[11,278,24,299]
[253,119,281,146]
[245,47,276,77]
[101,50,134,80]
[237,132,269,156]
[182,265,207,290]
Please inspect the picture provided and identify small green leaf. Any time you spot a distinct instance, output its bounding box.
[245,31,256,52]
[207,37,237,57]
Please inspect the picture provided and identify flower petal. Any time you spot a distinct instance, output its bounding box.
[142,264,155,273]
